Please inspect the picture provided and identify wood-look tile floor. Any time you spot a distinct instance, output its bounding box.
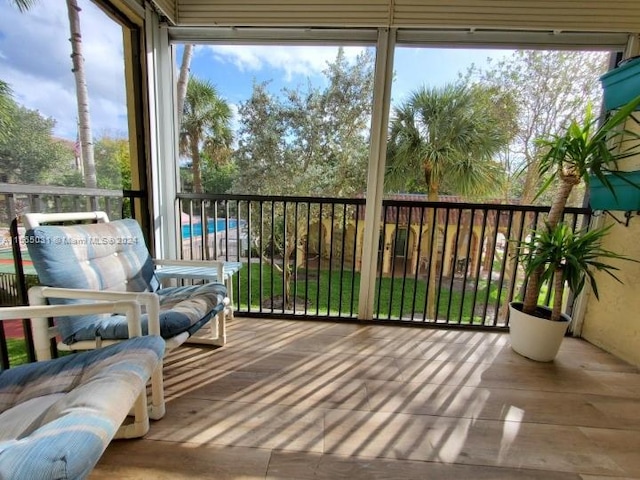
[91,317,640,479]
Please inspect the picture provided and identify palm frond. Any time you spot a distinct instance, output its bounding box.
[9,0,38,12]
[386,82,513,195]
[518,223,638,304]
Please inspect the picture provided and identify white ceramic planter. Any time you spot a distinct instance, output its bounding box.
[508,302,570,362]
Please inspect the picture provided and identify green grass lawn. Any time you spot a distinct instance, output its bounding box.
[4,262,518,365]
[4,338,29,367]
[234,262,510,323]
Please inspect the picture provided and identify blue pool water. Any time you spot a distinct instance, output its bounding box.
[182,219,238,239]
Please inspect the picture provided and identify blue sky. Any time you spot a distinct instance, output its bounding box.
[0,0,512,141]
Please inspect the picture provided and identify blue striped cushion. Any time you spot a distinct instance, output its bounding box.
[64,282,228,343]
[0,336,164,480]
[25,219,227,343]
[26,219,158,293]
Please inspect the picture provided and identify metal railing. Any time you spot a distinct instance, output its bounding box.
[0,187,591,368]
[0,183,129,226]
[177,193,591,329]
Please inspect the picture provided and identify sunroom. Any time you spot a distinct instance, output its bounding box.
[0,0,640,478]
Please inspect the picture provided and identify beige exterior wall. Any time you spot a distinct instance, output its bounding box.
[581,216,640,367]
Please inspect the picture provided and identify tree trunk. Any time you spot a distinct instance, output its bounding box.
[498,210,527,320]
[66,0,96,188]
[425,188,439,319]
[551,267,564,322]
[522,177,578,315]
[547,176,579,230]
[283,241,293,309]
[190,134,203,194]
[176,44,194,126]
[482,228,495,271]
[497,155,542,320]
[498,163,540,318]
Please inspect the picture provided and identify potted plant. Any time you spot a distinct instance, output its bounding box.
[509,95,640,362]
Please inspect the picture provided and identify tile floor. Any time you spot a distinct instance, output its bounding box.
[91,317,640,479]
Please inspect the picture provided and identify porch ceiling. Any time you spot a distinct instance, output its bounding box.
[152,0,640,34]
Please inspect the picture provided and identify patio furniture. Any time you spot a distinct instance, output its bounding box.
[0,301,164,480]
[155,260,242,318]
[20,211,230,419]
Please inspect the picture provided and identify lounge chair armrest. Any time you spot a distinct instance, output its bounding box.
[1,299,143,362]
[153,259,226,283]
[27,286,161,336]
[0,301,142,333]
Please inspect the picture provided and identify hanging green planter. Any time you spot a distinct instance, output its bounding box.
[600,56,640,111]
[589,171,640,211]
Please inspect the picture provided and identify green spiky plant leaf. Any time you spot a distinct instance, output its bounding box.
[520,94,640,318]
[518,223,637,321]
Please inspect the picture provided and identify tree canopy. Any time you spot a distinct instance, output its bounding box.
[386,82,516,199]
[0,99,75,184]
[180,76,233,194]
[0,80,12,143]
[233,48,374,197]
[232,48,375,307]
[5,0,37,12]
[467,50,608,204]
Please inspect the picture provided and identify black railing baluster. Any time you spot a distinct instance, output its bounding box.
[494,208,515,326]
[398,206,412,322]
[459,209,476,324]
[315,203,323,316]
[448,207,464,323]
[474,209,498,325]
[0,321,9,370]
[244,200,252,313]
[258,201,264,314]
[388,205,401,320]
[281,201,287,314]
[327,203,336,317]
[470,208,488,325]
[10,218,35,363]
[304,202,311,317]
[435,207,451,322]
[270,201,276,313]
[375,205,388,319]
[411,205,426,322]
[338,203,347,317]
[293,202,299,315]
[349,203,360,318]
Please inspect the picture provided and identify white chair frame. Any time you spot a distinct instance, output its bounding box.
[0,300,154,439]
[21,211,232,420]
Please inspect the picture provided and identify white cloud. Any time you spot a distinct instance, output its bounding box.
[0,0,127,139]
[1,66,78,136]
[204,45,366,81]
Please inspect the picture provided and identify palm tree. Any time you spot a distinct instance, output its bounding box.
[176,45,195,126]
[66,0,96,188]
[386,83,514,318]
[0,80,12,142]
[179,76,233,194]
[8,0,96,188]
[6,0,37,12]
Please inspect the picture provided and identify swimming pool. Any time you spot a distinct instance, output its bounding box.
[181,218,238,239]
